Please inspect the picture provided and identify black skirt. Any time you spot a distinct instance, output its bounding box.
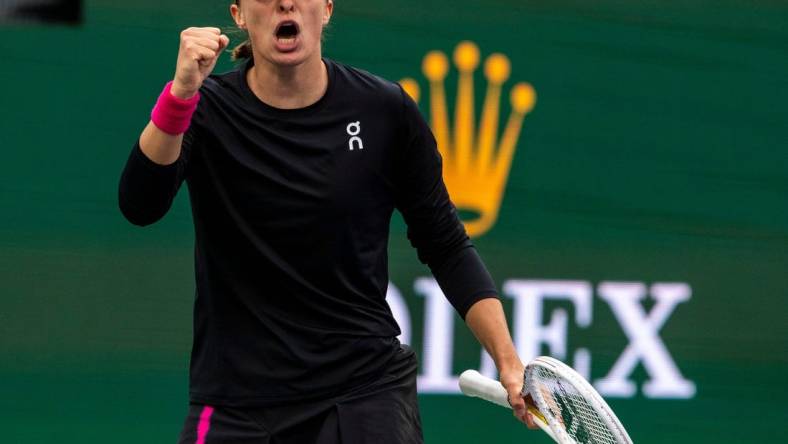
[177,345,423,444]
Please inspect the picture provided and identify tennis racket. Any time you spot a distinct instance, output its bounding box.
[459,356,633,444]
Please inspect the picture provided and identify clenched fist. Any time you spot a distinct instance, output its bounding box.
[171,27,230,99]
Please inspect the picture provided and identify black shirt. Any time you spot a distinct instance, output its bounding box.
[119,58,498,406]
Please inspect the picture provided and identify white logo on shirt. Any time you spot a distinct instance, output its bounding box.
[346,121,364,151]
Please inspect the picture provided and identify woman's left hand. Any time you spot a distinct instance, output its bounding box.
[499,362,540,429]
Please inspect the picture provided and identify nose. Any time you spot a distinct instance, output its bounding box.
[279,0,295,13]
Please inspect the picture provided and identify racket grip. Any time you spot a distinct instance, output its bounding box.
[458,370,510,408]
[459,370,561,443]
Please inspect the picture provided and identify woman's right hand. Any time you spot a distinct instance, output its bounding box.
[171,27,230,99]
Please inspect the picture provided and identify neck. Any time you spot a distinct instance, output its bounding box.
[246,53,328,110]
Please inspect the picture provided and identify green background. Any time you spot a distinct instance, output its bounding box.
[1,0,787,442]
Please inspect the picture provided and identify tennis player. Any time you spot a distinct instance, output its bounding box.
[119,0,536,442]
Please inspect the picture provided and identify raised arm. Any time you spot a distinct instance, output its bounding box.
[118,27,228,226]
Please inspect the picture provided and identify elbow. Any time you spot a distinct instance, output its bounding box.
[118,191,164,227]
[119,204,160,227]
[123,214,159,227]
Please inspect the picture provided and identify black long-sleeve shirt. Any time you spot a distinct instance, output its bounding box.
[119,58,498,406]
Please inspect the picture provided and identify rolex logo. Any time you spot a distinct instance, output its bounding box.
[400,41,536,238]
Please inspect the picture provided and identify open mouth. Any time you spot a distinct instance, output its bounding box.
[275,21,300,44]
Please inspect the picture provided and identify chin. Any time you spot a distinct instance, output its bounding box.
[273,51,307,65]
[266,48,314,67]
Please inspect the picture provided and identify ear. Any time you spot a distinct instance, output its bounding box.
[323,0,333,26]
[230,3,246,29]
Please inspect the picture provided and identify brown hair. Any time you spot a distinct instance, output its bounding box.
[231,39,253,61]
[231,0,252,61]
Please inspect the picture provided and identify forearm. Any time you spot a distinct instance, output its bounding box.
[465,298,521,372]
[139,120,185,166]
[118,80,199,225]
[139,78,202,166]
[135,25,224,165]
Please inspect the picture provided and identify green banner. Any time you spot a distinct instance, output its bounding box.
[1,1,786,443]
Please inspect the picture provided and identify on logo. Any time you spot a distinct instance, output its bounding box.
[347,121,364,150]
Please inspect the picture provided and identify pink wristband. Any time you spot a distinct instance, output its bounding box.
[151,81,200,135]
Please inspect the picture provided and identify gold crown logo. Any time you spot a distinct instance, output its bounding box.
[400,41,536,238]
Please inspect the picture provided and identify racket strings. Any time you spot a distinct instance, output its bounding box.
[531,366,618,444]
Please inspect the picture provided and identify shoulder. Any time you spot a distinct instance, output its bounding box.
[327,59,407,112]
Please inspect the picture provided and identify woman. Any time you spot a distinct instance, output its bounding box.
[119,0,535,442]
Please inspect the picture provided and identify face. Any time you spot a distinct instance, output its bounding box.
[231,0,333,67]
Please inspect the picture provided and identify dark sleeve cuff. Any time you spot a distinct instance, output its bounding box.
[430,244,499,319]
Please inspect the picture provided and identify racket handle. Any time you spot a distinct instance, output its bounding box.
[459,370,510,408]
[459,370,561,443]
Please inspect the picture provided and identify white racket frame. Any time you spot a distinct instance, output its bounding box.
[526,356,633,444]
[459,356,633,444]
